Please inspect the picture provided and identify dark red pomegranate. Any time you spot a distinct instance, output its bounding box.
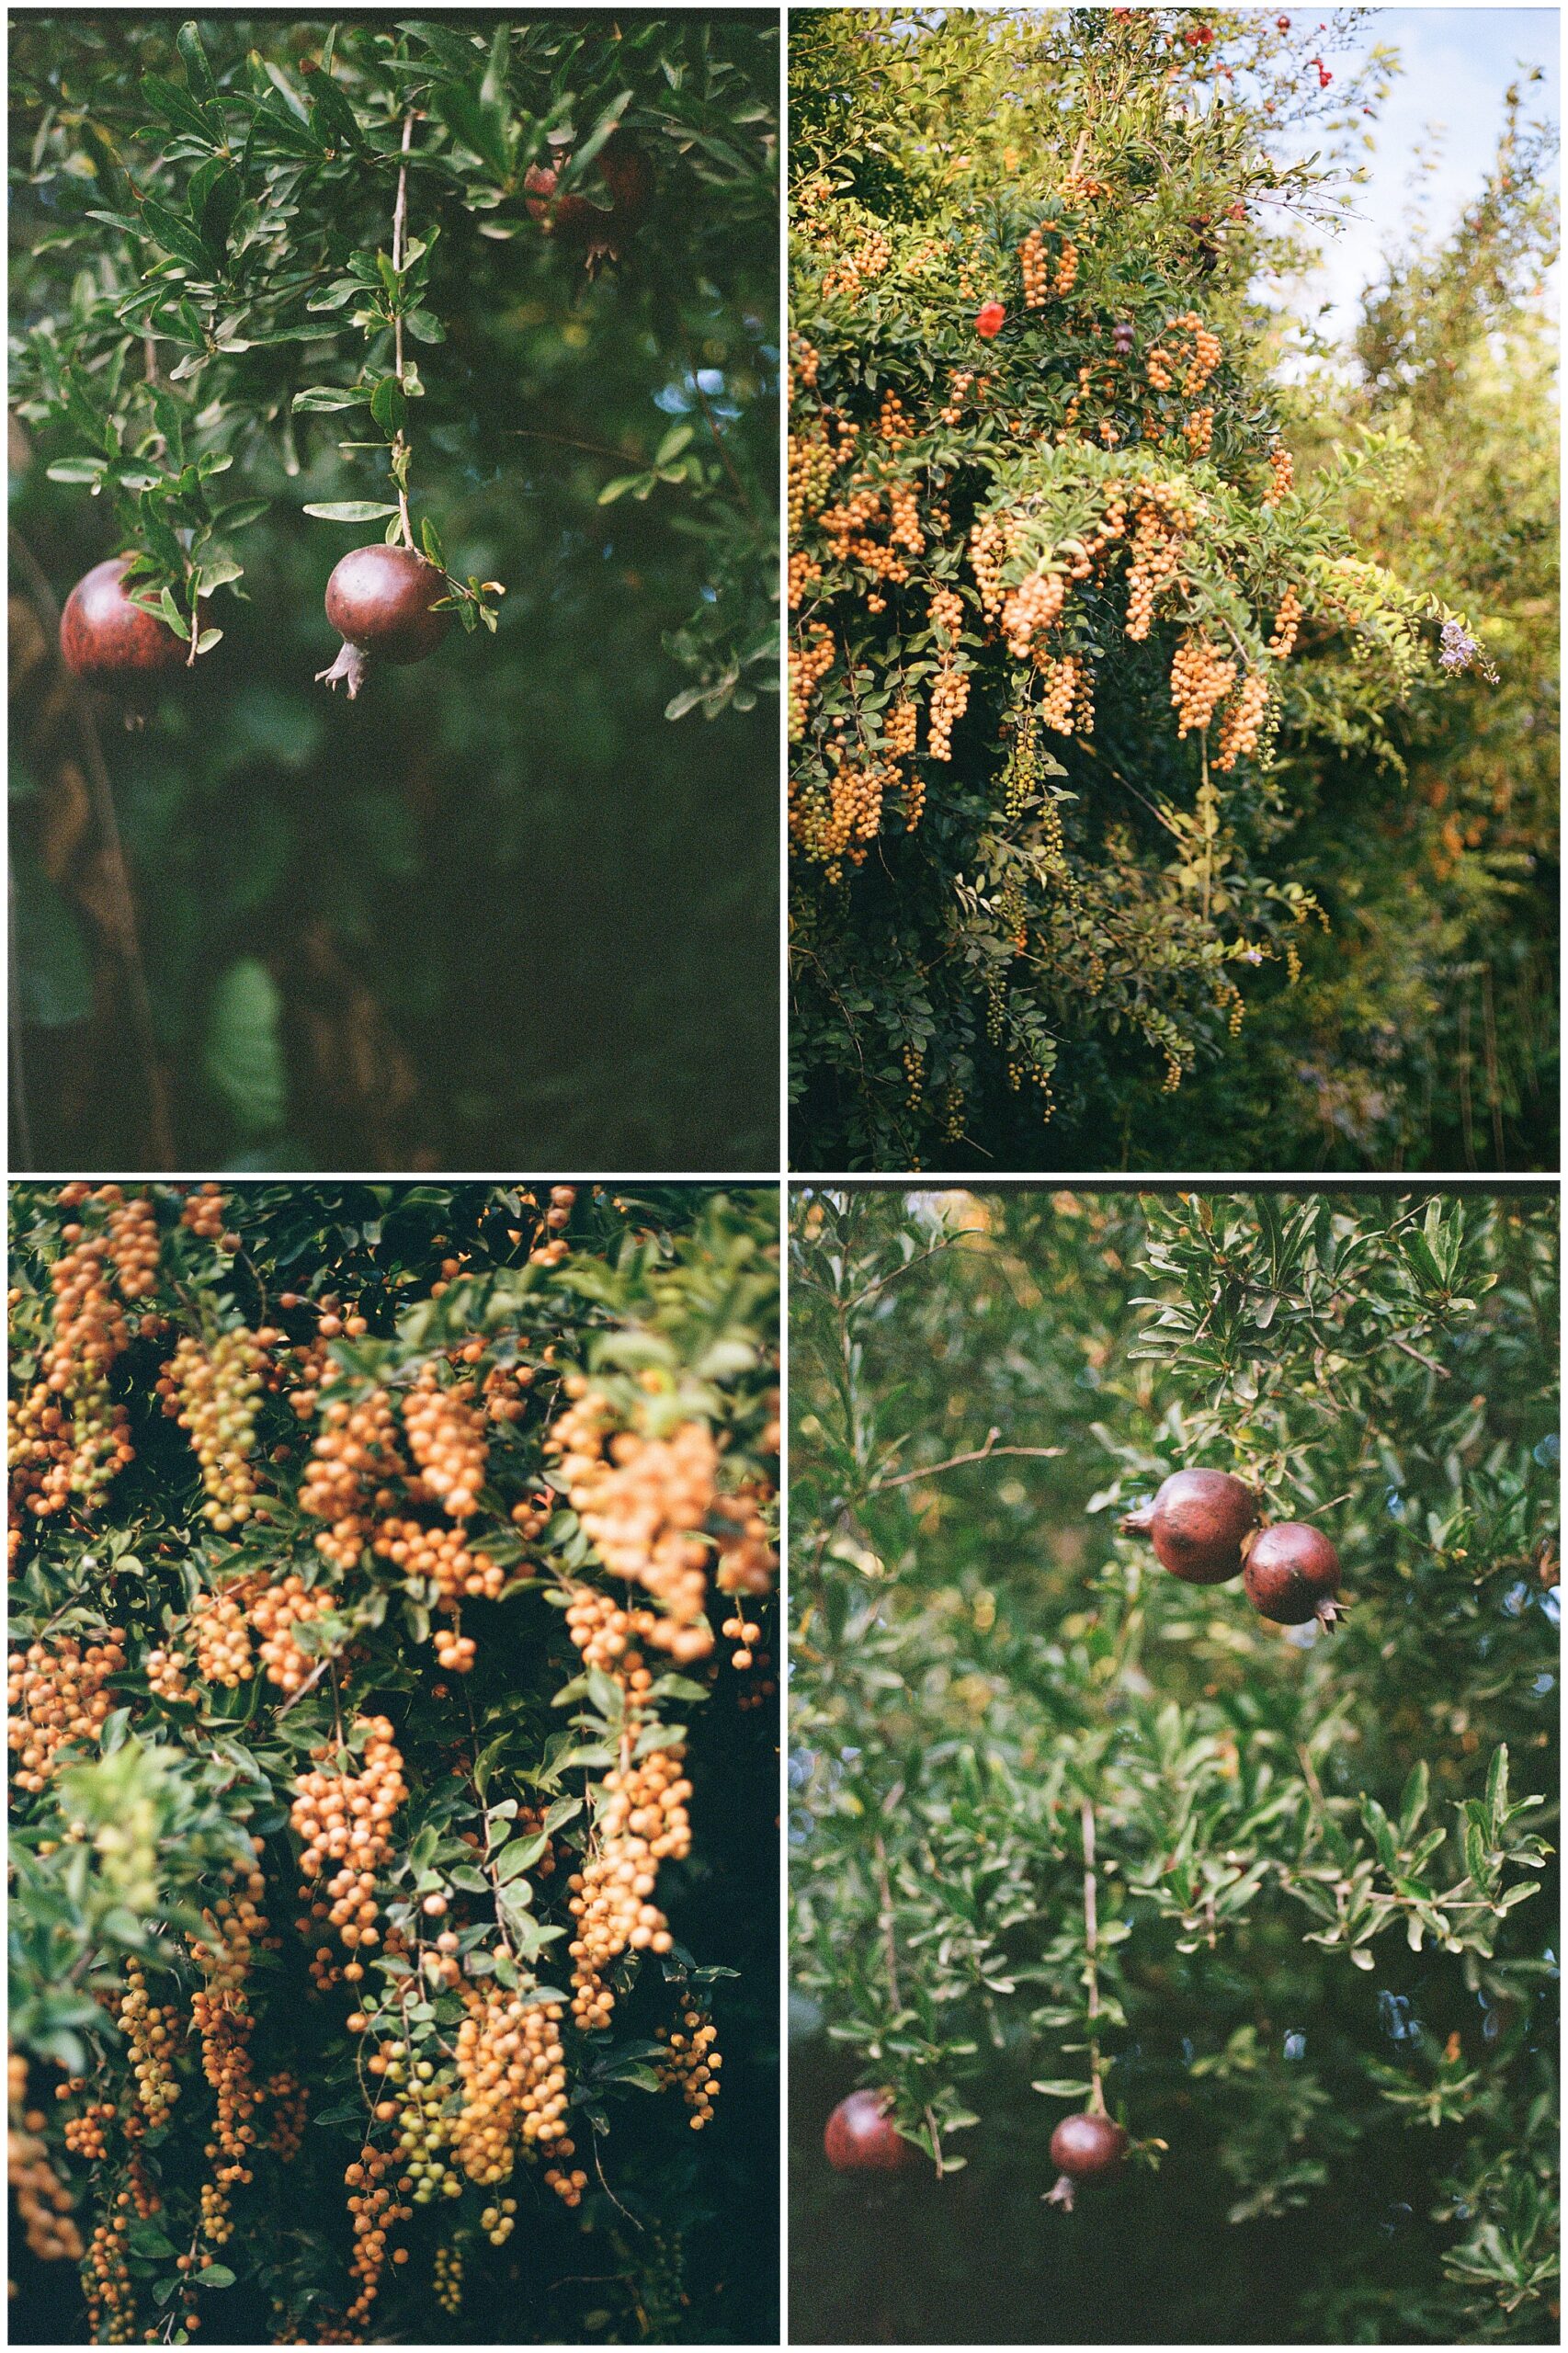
[824,2089,918,2175]
[523,160,615,249]
[1243,1522,1343,1628]
[316,544,451,699]
[59,557,195,696]
[1046,2110,1127,2210]
[1120,1468,1258,1585]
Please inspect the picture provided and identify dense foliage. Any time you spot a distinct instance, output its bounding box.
[8,1180,779,2345]
[787,6,1558,1169]
[10,15,779,1171]
[790,1186,1558,2343]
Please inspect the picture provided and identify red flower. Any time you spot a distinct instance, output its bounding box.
[975,300,1006,340]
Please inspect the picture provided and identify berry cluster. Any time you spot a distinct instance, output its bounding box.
[451,1984,586,2207]
[403,1372,489,1516]
[568,1742,689,2027]
[250,1574,330,1694]
[655,2006,722,2128]
[290,1716,407,1953]
[342,2141,411,2335]
[549,1385,720,1661]
[159,1330,268,1529]
[300,1387,408,1569]
[119,1961,182,2126]
[7,1632,128,1790]
[1170,631,1237,737]
[190,1585,256,1687]
[9,2056,84,2264]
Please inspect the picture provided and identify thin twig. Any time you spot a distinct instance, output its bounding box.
[869,1427,1064,1493]
[391,110,415,548]
[1081,1800,1104,2115]
[9,526,176,1165]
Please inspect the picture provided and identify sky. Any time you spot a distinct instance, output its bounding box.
[1285,5,1561,343]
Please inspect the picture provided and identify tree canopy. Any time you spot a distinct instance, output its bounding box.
[10,14,779,1171]
[790,1185,1558,2343]
[787,6,1557,1170]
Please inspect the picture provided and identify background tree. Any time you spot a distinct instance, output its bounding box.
[790,1185,1557,2344]
[9,1179,779,2346]
[787,6,1556,1170]
[10,15,779,1172]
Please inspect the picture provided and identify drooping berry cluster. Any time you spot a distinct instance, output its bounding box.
[290,1716,407,1954]
[655,2005,722,2128]
[158,1329,269,1530]
[7,1631,128,1790]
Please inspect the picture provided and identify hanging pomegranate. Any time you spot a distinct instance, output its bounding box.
[824,2088,919,2175]
[1120,1468,1258,1584]
[59,556,199,705]
[1046,2111,1127,2210]
[316,544,451,699]
[1243,1521,1343,1628]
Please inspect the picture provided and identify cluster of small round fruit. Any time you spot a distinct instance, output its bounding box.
[142,1642,193,1703]
[179,1184,231,1243]
[1264,445,1294,506]
[1214,669,1271,770]
[7,1631,128,1790]
[403,1372,489,1516]
[789,620,835,743]
[190,1586,256,1687]
[264,2069,307,2161]
[342,2140,412,2335]
[926,659,970,762]
[1268,585,1302,659]
[300,1387,408,1568]
[451,1983,585,2206]
[83,2209,137,2342]
[119,1962,182,2126]
[59,2089,115,2162]
[158,1329,269,1529]
[250,1574,331,1694]
[9,2057,85,2264]
[372,1517,504,1607]
[548,1384,720,1661]
[568,1743,689,2027]
[290,1716,407,1953]
[655,2006,722,2127]
[999,568,1066,661]
[1169,631,1238,736]
[1040,654,1092,736]
[433,2241,462,2317]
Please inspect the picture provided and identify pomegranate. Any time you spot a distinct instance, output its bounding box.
[522,159,619,266]
[1243,1521,1343,1628]
[316,544,451,699]
[824,2088,918,2175]
[975,299,1006,340]
[1046,2110,1127,2210]
[59,556,198,701]
[1120,1468,1257,1584]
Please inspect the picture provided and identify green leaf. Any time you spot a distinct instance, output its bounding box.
[138,199,216,276]
[203,959,287,1137]
[176,23,221,112]
[196,2264,236,2290]
[140,73,218,147]
[291,387,369,413]
[301,501,403,522]
[1398,1759,1430,1839]
[369,376,406,433]
[1485,1745,1508,1830]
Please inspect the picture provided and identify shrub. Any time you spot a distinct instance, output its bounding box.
[790,1186,1558,2342]
[786,8,1550,1168]
[8,1180,779,2344]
